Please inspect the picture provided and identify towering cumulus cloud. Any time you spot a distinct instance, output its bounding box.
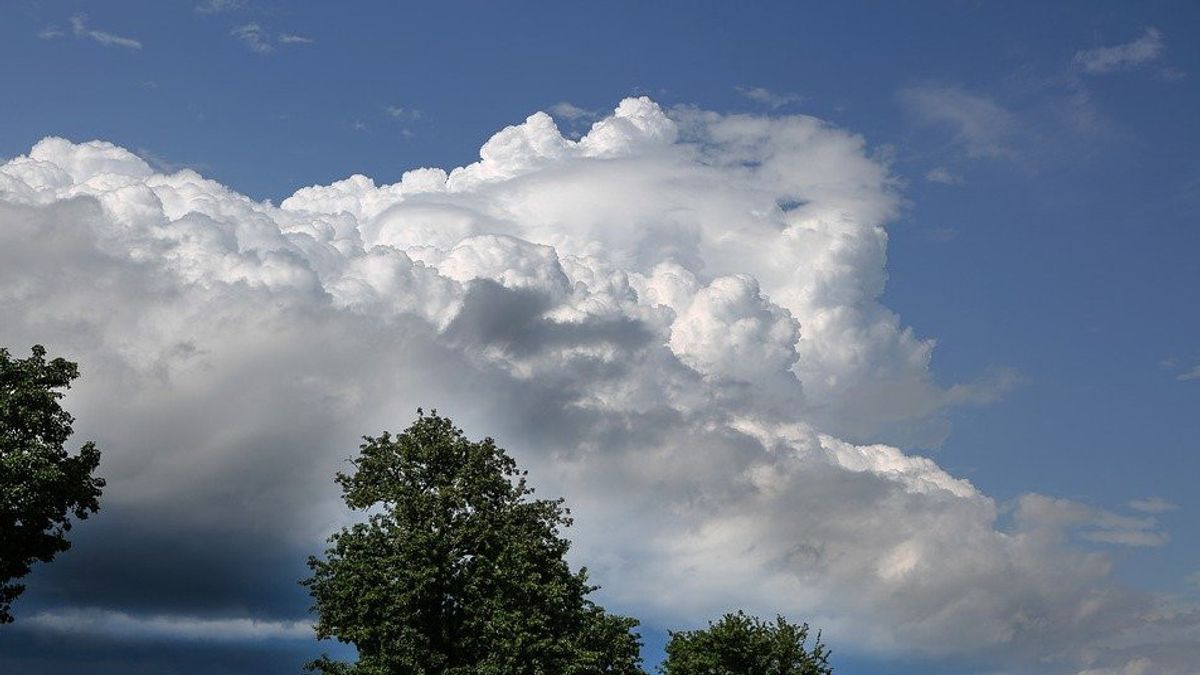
[0,99,1195,673]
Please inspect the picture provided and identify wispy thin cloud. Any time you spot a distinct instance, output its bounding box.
[925,167,964,185]
[1017,494,1170,549]
[230,23,272,53]
[195,0,244,14]
[382,106,421,139]
[899,84,1019,160]
[37,26,65,40]
[70,14,142,49]
[135,148,208,175]
[1082,529,1169,547]
[549,102,599,122]
[1177,365,1200,382]
[1089,509,1170,547]
[28,608,311,642]
[385,106,422,121]
[1158,67,1187,82]
[278,33,315,45]
[231,24,315,53]
[1075,28,1164,74]
[737,86,804,109]
[1163,356,1200,381]
[1129,497,1178,514]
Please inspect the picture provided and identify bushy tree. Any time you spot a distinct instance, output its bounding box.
[660,611,832,675]
[0,345,104,624]
[303,410,645,674]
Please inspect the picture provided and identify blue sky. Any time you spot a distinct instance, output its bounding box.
[2,1,1199,673]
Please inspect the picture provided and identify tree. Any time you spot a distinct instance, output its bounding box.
[0,345,104,624]
[660,611,832,675]
[303,410,645,674]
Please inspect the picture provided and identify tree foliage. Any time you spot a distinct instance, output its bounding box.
[303,410,645,674]
[660,611,832,675]
[0,345,104,624]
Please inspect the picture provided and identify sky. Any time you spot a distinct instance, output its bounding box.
[1,1,1199,673]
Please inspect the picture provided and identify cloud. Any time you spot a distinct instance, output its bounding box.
[1176,365,1200,381]
[667,274,800,384]
[1,101,1197,673]
[37,26,64,40]
[385,106,422,121]
[737,86,805,109]
[550,102,600,122]
[1075,658,1168,675]
[925,167,963,185]
[230,23,272,53]
[278,33,315,45]
[27,608,311,642]
[69,14,141,50]
[1075,28,1164,74]
[133,148,208,175]
[1129,497,1177,514]
[1015,494,1169,548]
[1161,356,1200,381]
[195,0,244,14]
[898,84,1018,159]
[231,25,315,52]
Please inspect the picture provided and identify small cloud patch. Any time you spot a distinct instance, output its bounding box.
[1075,28,1164,74]
[69,14,142,49]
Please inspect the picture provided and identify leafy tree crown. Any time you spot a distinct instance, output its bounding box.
[0,345,104,624]
[660,611,832,675]
[303,410,644,674]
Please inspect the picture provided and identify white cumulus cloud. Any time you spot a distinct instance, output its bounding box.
[1,98,1197,673]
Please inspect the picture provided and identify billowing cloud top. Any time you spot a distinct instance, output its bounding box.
[1,98,1195,673]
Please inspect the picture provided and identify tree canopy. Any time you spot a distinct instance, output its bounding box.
[0,345,104,624]
[660,611,832,675]
[303,410,645,674]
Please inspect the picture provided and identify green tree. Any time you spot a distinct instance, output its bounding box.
[0,345,104,624]
[660,611,832,675]
[303,410,645,675]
